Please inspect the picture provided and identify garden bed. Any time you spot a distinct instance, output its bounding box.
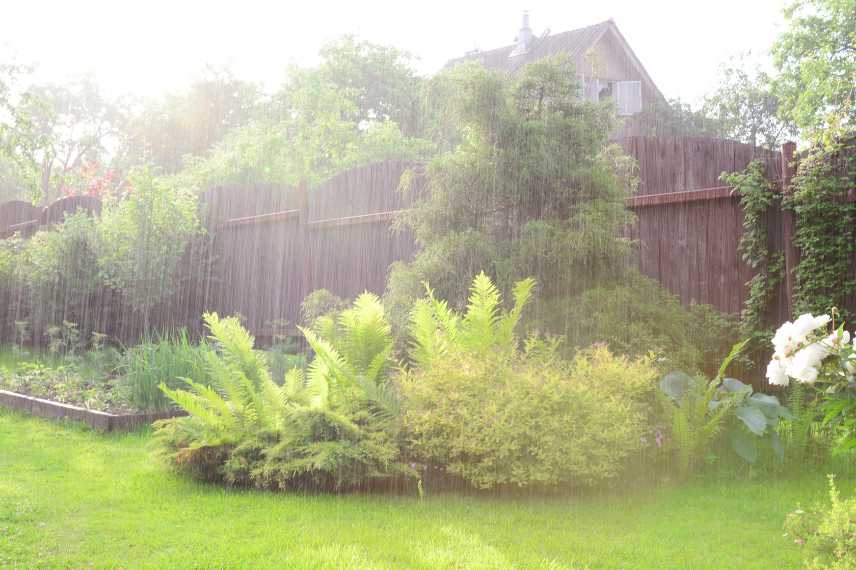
[0,389,183,431]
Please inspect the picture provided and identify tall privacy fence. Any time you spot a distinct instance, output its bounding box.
[0,137,853,343]
[199,160,423,335]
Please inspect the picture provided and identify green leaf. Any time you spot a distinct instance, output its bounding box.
[660,372,695,403]
[731,429,759,464]
[771,431,784,460]
[722,378,751,394]
[750,392,790,420]
[736,405,768,436]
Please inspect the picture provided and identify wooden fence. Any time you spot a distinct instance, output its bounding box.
[621,137,786,319]
[198,161,423,336]
[1,137,852,343]
[196,137,804,333]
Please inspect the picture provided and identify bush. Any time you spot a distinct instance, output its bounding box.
[120,330,211,411]
[400,272,658,489]
[402,345,657,489]
[155,304,411,491]
[300,289,348,327]
[7,213,102,341]
[784,475,856,569]
[529,272,739,375]
[657,341,790,478]
[94,169,200,330]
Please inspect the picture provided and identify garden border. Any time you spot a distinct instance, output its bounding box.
[0,390,184,431]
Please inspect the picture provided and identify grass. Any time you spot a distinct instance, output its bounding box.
[0,410,850,569]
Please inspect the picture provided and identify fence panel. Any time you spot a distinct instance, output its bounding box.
[0,138,850,344]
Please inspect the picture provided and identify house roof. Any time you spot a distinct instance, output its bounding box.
[445,19,664,101]
[446,20,612,73]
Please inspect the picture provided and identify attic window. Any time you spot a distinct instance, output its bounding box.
[615,81,642,116]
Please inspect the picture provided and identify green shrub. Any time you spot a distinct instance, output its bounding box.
[402,345,657,489]
[9,213,102,339]
[530,272,739,375]
[784,475,856,569]
[779,383,836,468]
[120,330,211,411]
[155,303,411,491]
[657,341,791,478]
[300,288,348,326]
[401,272,658,489]
[94,169,200,330]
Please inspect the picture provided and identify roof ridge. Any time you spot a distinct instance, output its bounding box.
[446,19,614,66]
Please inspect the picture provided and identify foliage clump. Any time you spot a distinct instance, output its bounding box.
[785,475,856,569]
[95,169,202,330]
[120,330,211,412]
[400,273,658,489]
[300,288,348,327]
[155,305,411,491]
[788,134,856,323]
[658,341,790,478]
[386,56,635,331]
[530,272,738,375]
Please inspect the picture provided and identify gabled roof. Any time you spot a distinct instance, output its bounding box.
[445,19,664,102]
[446,21,611,73]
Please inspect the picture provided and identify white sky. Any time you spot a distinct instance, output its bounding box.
[1,0,787,106]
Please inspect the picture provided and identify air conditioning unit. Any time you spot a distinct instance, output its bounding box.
[615,81,642,116]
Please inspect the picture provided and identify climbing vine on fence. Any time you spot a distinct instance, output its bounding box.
[787,135,856,322]
[722,161,783,351]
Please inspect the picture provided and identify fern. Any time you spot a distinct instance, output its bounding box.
[158,313,294,447]
[409,272,537,367]
[779,382,832,465]
[460,272,503,353]
[156,304,410,490]
[659,340,747,478]
[300,293,399,421]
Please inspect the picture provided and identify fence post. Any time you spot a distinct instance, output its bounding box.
[781,141,798,319]
[297,178,311,307]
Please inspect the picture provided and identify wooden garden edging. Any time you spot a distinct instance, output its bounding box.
[0,390,185,431]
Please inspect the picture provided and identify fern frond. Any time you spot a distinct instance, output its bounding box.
[301,327,353,390]
[337,292,392,373]
[714,339,748,383]
[496,277,536,347]
[460,271,502,354]
[409,298,444,369]
[425,284,460,343]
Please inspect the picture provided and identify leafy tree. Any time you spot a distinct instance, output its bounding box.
[315,36,421,135]
[183,42,434,189]
[773,0,856,132]
[0,76,126,203]
[635,97,726,139]
[0,155,26,202]
[703,56,796,148]
[121,70,262,173]
[386,56,635,328]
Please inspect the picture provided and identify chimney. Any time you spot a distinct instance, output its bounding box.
[510,11,533,57]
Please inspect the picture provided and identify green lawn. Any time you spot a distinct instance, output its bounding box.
[0,409,845,569]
